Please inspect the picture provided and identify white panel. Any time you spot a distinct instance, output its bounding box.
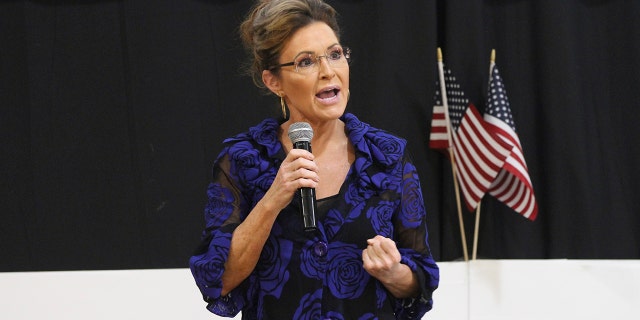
[428,261,469,320]
[0,268,237,320]
[1,260,639,319]
[468,260,640,320]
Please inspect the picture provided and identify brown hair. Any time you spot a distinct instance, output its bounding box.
[239,0,340,90]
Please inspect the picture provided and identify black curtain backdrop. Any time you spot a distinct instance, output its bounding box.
[1,0,639,272]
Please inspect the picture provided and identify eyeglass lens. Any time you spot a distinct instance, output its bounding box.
[294,46,350,73]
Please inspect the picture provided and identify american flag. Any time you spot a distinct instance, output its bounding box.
[429,65,512,212]
[484,64,538,220]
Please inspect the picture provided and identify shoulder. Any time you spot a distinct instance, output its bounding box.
[212,118,282,187]
[343,113,407,166]
[220,118,282,158]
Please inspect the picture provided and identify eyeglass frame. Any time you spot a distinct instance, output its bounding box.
[268,46,351,73]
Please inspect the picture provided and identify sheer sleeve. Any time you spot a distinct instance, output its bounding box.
[189,150,251,317]
[393,151,440,318]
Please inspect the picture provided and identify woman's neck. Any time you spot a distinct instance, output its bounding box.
[280,119,347,156]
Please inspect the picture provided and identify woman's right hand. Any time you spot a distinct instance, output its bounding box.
[262,148,319,212]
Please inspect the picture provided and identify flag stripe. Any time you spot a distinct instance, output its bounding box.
[485,116,534,189]
[452,138,484,210]
[484,115,522,147]
[464,107,513,168]
[489,170,514,198]
[429,106,450,150]
[485,116,529,168]
[457,127,495,184]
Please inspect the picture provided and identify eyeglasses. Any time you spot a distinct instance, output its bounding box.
[269,46,351,74]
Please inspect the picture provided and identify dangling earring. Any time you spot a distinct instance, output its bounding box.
[347,89,350,103]
[280,94,288,119]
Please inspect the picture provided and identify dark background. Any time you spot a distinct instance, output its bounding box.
[2,0,639,272]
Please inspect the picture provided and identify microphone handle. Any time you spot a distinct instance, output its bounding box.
[292,140,317,231]
[300,187,317,230]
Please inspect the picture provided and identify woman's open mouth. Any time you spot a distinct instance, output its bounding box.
[316,87,340,103]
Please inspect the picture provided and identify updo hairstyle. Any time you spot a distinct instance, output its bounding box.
[239,0,341,90]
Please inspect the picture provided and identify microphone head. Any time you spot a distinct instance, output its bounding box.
[288,122,313,143]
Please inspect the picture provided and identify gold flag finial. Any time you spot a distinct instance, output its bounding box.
[437,47,443,62]
[491,49,496,63]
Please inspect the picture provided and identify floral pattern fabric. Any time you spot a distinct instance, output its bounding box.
[190,113,439,319]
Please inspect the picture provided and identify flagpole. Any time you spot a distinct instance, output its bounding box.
[471,49,496,261]
[437,47,469,261]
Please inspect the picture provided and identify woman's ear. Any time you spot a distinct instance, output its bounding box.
[262,70,282,95]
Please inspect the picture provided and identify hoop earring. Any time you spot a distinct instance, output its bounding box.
[280,95,288,119]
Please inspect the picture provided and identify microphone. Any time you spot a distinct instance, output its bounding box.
[287,122,317,231]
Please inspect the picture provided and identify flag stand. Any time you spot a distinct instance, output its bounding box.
[437,47,469,262]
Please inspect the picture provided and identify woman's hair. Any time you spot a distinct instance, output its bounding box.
[239,0,340,90]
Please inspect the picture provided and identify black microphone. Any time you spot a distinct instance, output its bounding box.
[287,122,317,231]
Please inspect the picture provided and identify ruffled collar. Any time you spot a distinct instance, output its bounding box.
[224,113,405,167]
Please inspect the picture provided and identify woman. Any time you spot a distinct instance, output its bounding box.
[189,0,439,318]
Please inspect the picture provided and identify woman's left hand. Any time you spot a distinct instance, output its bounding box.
[362,235,419,298]
[362,235,402,281]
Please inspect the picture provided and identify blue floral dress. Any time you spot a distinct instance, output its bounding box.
[190,113,439,319]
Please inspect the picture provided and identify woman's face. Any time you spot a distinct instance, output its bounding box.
[266,22,350,124]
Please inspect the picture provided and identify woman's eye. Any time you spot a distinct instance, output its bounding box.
[328,49,342,60]
[296,56,315,68]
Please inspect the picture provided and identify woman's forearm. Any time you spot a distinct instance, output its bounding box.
[220,199,279,296]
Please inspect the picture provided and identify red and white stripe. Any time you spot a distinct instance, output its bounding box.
[429,105,450,150]
[485,114,538,220]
